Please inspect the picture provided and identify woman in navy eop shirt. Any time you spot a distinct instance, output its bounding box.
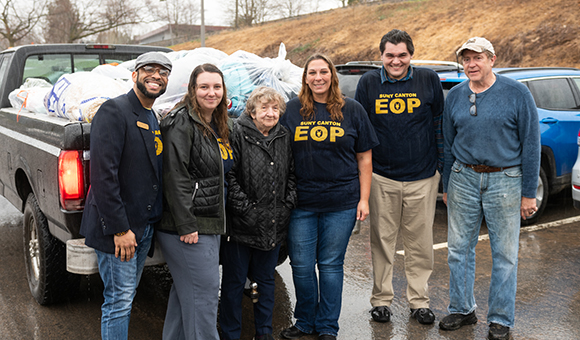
[279,54,378,340]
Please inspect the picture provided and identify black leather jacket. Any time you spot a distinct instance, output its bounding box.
[226,114,297,251]
[159,103,232,236]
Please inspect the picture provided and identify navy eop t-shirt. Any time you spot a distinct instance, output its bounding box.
[280,97,378,212]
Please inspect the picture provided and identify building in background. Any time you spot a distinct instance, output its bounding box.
[136,24,229,46]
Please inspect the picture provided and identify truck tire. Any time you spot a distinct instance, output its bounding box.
[521,167,548,226]
[23,193,79,305]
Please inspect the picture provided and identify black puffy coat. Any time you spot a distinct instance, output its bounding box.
[159,103,232,236]
[226,113,297,251]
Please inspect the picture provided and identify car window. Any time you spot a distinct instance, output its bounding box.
[23,54,73,84]
[73,54,101,72]
[0,54,10,86]
[525,78,577,110]
[337,74,363,98]
[572,77,580,93]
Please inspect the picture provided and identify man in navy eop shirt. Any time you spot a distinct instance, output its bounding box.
[355,29,444,325]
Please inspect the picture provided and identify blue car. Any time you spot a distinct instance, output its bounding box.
[337,62,580,224]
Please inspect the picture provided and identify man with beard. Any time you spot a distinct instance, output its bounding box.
[80,52,171,340]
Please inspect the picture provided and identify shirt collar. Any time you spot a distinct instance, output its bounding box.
[381,65,414,84]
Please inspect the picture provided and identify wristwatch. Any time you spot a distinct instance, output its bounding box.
[115,230,129,236]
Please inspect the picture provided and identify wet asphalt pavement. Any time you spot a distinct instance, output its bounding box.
[0,191,579,339]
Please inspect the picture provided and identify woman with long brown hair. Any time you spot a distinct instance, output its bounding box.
[157,63,233,340]
[279,54,378,340]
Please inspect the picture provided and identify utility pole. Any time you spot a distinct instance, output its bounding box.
[200,0,205,47]
[235,0,238,29]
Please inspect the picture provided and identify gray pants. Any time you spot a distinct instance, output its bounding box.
[157,232,221,340]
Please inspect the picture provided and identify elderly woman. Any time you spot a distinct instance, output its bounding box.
[158,63,233,340]
[279,54,378,340]
[219,86,297,340]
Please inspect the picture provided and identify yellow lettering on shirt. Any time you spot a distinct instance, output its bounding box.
[293,124,345,143]
[376,99,390,114]
[310,126,328,142]
[330,127,344,142]
[295,126,309,141]
[374,94,421,115]
[217,138,233,160]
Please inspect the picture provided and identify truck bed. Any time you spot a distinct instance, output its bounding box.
[0,107,90,241]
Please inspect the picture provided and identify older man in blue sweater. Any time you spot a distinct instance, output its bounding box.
[439,37,540,340]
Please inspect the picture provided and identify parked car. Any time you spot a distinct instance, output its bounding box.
[337,61,580,224]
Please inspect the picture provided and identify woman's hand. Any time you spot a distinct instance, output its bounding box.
[180,231,199,244]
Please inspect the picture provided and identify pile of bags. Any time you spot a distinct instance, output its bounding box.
[217,43,302,117]
[9,43,303,122]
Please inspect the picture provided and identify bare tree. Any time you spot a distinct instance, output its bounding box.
[151,0,199,25]
[231,0,269,27]
[43,0,146,43]
[44,0,81,43]
[272,0,306,18]
[95,27,133,44]
[0,0,46,47]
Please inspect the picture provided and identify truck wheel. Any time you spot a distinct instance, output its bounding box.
[23,193,79,305]
[521,167,548,226]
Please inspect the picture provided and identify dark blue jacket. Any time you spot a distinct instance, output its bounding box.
[80,89,162,254]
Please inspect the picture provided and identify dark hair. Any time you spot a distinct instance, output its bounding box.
[177,63,230,142]
[298,54,345,122]
[379,29,415,56]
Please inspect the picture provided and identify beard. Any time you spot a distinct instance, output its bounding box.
[136,77,167,99]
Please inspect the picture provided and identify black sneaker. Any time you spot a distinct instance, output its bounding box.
[488,323,510,340]
[370,306,391,323]
[318,335,337,340]
[410,308,435,324]
[279,325,309,339]
[439,311,478,330]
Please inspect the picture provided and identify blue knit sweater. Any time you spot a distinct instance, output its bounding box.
[442,74,541,198]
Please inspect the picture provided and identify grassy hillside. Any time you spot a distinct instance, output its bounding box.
[173,0,580,68]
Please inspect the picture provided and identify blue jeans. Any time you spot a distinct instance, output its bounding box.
[287,208,356,337]
[220,241,281,340]
[447,161,522,327]
[95,224,154,340]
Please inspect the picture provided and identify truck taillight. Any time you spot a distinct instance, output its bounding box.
[58,150,85,211]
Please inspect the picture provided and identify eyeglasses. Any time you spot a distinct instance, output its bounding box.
[469,93,477,116]
[140,65,170,78]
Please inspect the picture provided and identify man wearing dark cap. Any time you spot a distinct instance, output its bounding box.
[439,37,540,340]
[80,51,171,340]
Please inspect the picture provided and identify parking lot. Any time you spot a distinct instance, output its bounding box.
[1,191,579,339]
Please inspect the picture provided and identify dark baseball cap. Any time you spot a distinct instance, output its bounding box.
[134,52,172,72]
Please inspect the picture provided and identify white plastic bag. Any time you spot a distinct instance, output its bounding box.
[152,47,228,116]
[45,72,131,122]
[91,64,133,82]
[219,43,302,117]
[8,78,53,114]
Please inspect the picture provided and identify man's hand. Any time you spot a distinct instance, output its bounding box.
[356,199,370,222]
[443,193,448,206]
[180,232,199,244]
[520,196,537,220]
[114,230,138,261]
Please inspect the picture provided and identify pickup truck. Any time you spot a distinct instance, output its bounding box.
[0,44,171,305]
